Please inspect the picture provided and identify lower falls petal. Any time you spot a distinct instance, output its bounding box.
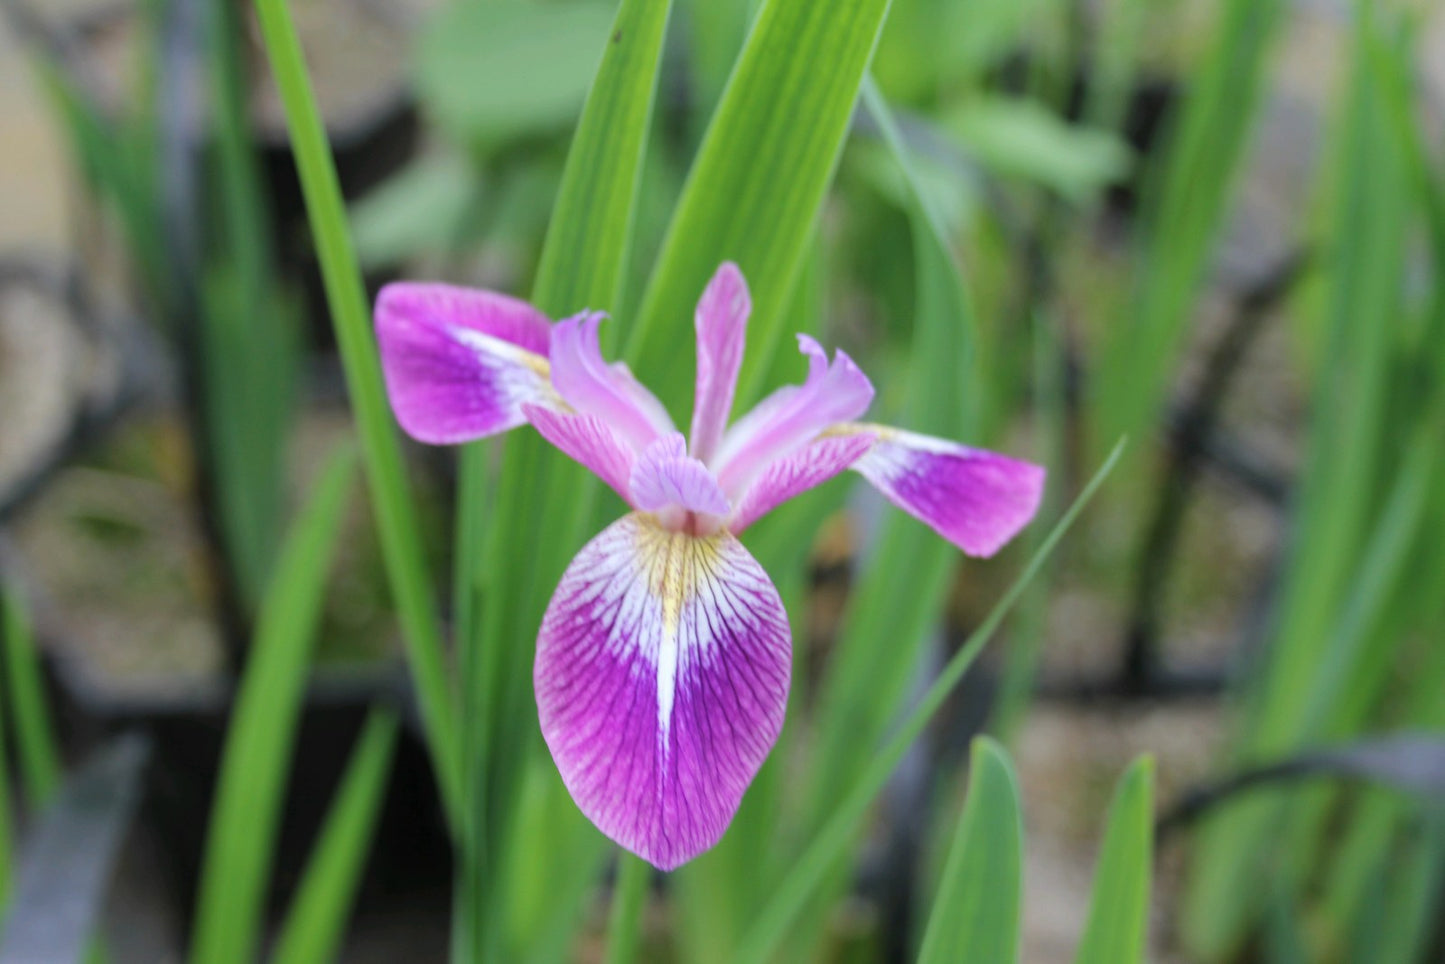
[534,513,791,870]
[851,426,1045,557]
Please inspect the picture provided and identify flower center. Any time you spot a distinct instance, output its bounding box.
[651,506,726,537]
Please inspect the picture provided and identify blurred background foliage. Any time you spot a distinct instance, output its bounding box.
[0,0,1443,960]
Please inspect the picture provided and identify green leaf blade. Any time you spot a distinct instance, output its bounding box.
[252,0,461,824]
[917,737,1024,964]
[270,708,400,964]
[188,446,356,964]
[1074,756,1155,964]
[626,0,896,411]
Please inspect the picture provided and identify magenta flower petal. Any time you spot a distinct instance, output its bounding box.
[535,513,791,870]
[712,335,874,498]
[850,426,1046,556]
[730,432,877,533]
[689,263,750,463]
[550,312,675,452]
[523,404,636,504]
[376,283,556,444]
[629,433,731,523]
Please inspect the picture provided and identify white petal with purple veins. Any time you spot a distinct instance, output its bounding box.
[534,513,791,870]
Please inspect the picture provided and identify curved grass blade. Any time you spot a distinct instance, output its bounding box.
[188,446,356,964]
[531,0,673,317]
[917,737,1023,964]
[602,854,651,964]
[733,440,1125,964]
[625,0,896,411]
[778,78,984,954]
[1182,11,1415,955]
[1,587,61,807]
[1091,0,1283,461]
[1074,756,1154,964]
[251,0,460,822]
[269,708,400,964]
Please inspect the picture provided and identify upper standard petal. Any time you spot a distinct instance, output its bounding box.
[710,335,874,499]
[689,263,750,464]
[550,313,675,453]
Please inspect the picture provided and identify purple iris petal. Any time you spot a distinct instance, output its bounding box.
[689,263,750,464]
[534,513,791,870]
[730,432,877,532]
[550,312,675,452]
[849,426,1046,557]
[524,404,636,504]
[711,335,874,499]
[629,434,731,523]
[376,282,556,444]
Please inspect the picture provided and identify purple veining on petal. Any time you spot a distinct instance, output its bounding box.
[629,434,731,524]
[534,513,791,870]
[730,432,878,533]
[689,263,750,464]
[849,426,1045,557]
[711,335,875,499]
[524,404,636,504]
[376,283,555,444]
[550,312,675,452]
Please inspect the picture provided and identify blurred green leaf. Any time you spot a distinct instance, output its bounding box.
[917,737,1023,964]
[1182,9,1415,956]
[189,446,355,964]
[254,0,462,824]
[350,153,480,268]
[946,97,1132,203]
[416,0,618,147]
[1074,756,1154,964]
[270,708,400,964]
[775,75,981,956]
[1092,0,1283,464]
[626,0,896,412]
[602,855,650,964]
[0,588,62,808]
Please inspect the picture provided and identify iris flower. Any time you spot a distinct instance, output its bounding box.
[376,263,1044,869]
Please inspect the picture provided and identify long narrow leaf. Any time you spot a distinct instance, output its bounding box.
[916,737,1023,964]
[251,0,460,821]
[1074,756,1154,964]
[188,446,356,964]
[269,708,400,964]
[1183,9,1414,954]
[626,0,896,411]
[0,587,61,807]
